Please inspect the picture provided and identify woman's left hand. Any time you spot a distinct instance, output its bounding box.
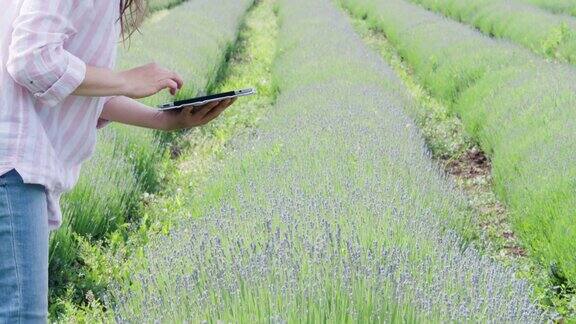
[162,98,237,131]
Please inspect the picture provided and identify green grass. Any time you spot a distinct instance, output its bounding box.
[48,0,253,320]
[108,0,540,321]
[407,0,576,65]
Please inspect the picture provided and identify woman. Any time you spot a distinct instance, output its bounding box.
[0,0,236,321]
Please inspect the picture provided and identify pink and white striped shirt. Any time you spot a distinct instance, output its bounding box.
[0,0,120,229]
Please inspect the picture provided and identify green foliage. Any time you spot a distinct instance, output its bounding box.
[342,0,576,299]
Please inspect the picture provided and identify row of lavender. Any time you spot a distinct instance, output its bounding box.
[48,0,254,315]
[518,0,576,17]
[343,0,576,288]
[110,0,541,321]
[408,0,576,64]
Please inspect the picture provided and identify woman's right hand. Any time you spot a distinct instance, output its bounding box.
[118,62,184,99]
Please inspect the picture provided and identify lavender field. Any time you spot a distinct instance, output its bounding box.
[53,0,576,321]
[108,0,542,322]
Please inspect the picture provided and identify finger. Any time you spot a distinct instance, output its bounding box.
[202,99,233,121]
[195,101,220,116]
[223,98,237,108]
[161,79,179,95]
[180,101,217,114]
[156,67,181,90]
[171,71,184,89]
[181,106,194,115]
[214,98,236,112]
[218,98,234,110]
[205,99,230,115]
[202,105,226,123]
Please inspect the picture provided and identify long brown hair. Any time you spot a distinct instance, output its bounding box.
[119,0,146,42]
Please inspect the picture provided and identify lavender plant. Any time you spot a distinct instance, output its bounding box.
[407,0,576,64]
[516,0,576,17]
[110,0,542,322]
[343,0,576,287]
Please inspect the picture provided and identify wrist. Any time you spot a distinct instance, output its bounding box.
[113,71,131,97]
[156,110,180,131]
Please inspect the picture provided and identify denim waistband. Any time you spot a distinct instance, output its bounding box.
[0,169,23,186]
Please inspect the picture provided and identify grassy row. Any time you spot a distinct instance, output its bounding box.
[407,0,576,64]
[96,0,280,319]
[48,0,253,318]
[110,0,540,321]
[341,5,576,318]
[342,0,576,290]
[342,3,524,258]
[516,0,576,17]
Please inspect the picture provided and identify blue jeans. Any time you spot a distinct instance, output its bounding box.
[0,170,48,323]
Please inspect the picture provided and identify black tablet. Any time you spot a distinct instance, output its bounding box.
[157,88,256,110]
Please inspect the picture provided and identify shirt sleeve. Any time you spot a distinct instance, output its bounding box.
[6,0,92,108]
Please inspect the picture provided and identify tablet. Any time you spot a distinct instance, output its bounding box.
[157,88,256,110]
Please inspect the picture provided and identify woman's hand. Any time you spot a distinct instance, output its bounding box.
[73,63,184,98]
[98,64,238,131]
[161,98,237,131]
[101,96,237,131]
[119,62,184,98]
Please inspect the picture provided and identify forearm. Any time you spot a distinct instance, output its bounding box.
[100,96,168,130]
[73,66,127,97]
